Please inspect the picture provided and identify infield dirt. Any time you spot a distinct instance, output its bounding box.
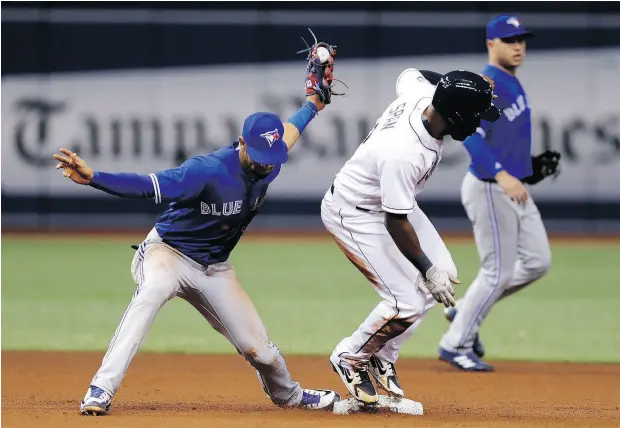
[2,351,619,428]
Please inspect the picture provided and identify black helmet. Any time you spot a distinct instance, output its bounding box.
[432,70,501,141]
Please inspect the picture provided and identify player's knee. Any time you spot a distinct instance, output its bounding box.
[387,293,425,323]
[524,252,551,281]
[241,341,280,370]
[133,275,178,308]
[539,254,551,277]
[133,288,168,309]
[480,268,513,289]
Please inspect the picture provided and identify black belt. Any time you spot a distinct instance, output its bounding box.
[330,183,376,214]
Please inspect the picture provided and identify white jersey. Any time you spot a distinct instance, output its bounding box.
[333,68,443,214]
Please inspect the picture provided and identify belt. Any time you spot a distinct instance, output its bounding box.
[330,183,377,214]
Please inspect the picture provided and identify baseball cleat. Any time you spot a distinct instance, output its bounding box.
[444,306,486,358]
[330,354,379,405]
[438,348,494,372]
[80,385,113,416]
[368,355,404,398]
[297,389,340,410]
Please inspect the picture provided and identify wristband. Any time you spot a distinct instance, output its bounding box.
[411,253,434,278]
[286,101,319,134]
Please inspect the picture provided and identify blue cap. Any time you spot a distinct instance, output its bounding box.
[486,15,534,40]
[241,112,288,165]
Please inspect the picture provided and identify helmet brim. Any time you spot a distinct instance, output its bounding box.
[479,105,502,123]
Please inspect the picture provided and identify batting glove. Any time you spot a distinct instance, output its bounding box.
[423,265,459,308]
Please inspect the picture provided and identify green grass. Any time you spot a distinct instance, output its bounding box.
[2,236,619,363]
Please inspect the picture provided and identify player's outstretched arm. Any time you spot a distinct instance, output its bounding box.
[53,148,205,204]
[282,94,323,151]
[283,33,338,152]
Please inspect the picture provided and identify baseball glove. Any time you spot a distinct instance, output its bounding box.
[523,150,562,185]
[298,28,345,105]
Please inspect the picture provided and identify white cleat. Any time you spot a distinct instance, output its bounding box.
[369,355,405,398]
[329,354,379,405]
[297,389,340,410]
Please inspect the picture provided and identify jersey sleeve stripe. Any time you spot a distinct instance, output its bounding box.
[148,173,161,204]
[382,204,415,214]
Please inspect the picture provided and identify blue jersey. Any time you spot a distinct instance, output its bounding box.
[466,64,533,180]
[151,142,280,265]
[88,105,321,265]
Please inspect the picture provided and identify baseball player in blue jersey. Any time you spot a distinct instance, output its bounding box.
[53,38,343,414]
[438,15,561,371]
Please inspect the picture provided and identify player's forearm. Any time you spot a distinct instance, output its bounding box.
[89,171,156,200]
[385,213,433,276]
[463,132,504,178]
[282,123,301,151]
[283,100,319,151]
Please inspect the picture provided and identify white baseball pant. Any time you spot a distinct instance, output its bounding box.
[321,185,457,368]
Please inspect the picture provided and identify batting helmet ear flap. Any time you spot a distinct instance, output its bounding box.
[446,117,481,142]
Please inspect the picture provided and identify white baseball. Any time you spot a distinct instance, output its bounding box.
[316,46,330,64]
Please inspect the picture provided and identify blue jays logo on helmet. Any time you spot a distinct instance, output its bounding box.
[259,129,281,147]
[506,17,520,28]
[486,15,534,40]
[242,112,288,164]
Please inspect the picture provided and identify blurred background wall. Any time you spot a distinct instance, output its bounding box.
[2,1,619,235]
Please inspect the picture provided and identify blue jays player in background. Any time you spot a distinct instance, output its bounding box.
[53,41,342,414]
[438,15,561,371]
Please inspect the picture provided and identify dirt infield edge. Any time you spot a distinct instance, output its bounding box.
[3,228,620,244]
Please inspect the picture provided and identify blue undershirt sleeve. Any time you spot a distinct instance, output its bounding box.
[89,157,207,204]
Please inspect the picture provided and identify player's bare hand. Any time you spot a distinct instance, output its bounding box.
[53,148,94,185]
[424,266,458,308]
[496,171,528,204]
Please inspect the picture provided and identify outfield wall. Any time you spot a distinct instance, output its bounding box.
[2,3,619,234]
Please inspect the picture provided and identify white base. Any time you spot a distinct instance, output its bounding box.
[333,395,424,416]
